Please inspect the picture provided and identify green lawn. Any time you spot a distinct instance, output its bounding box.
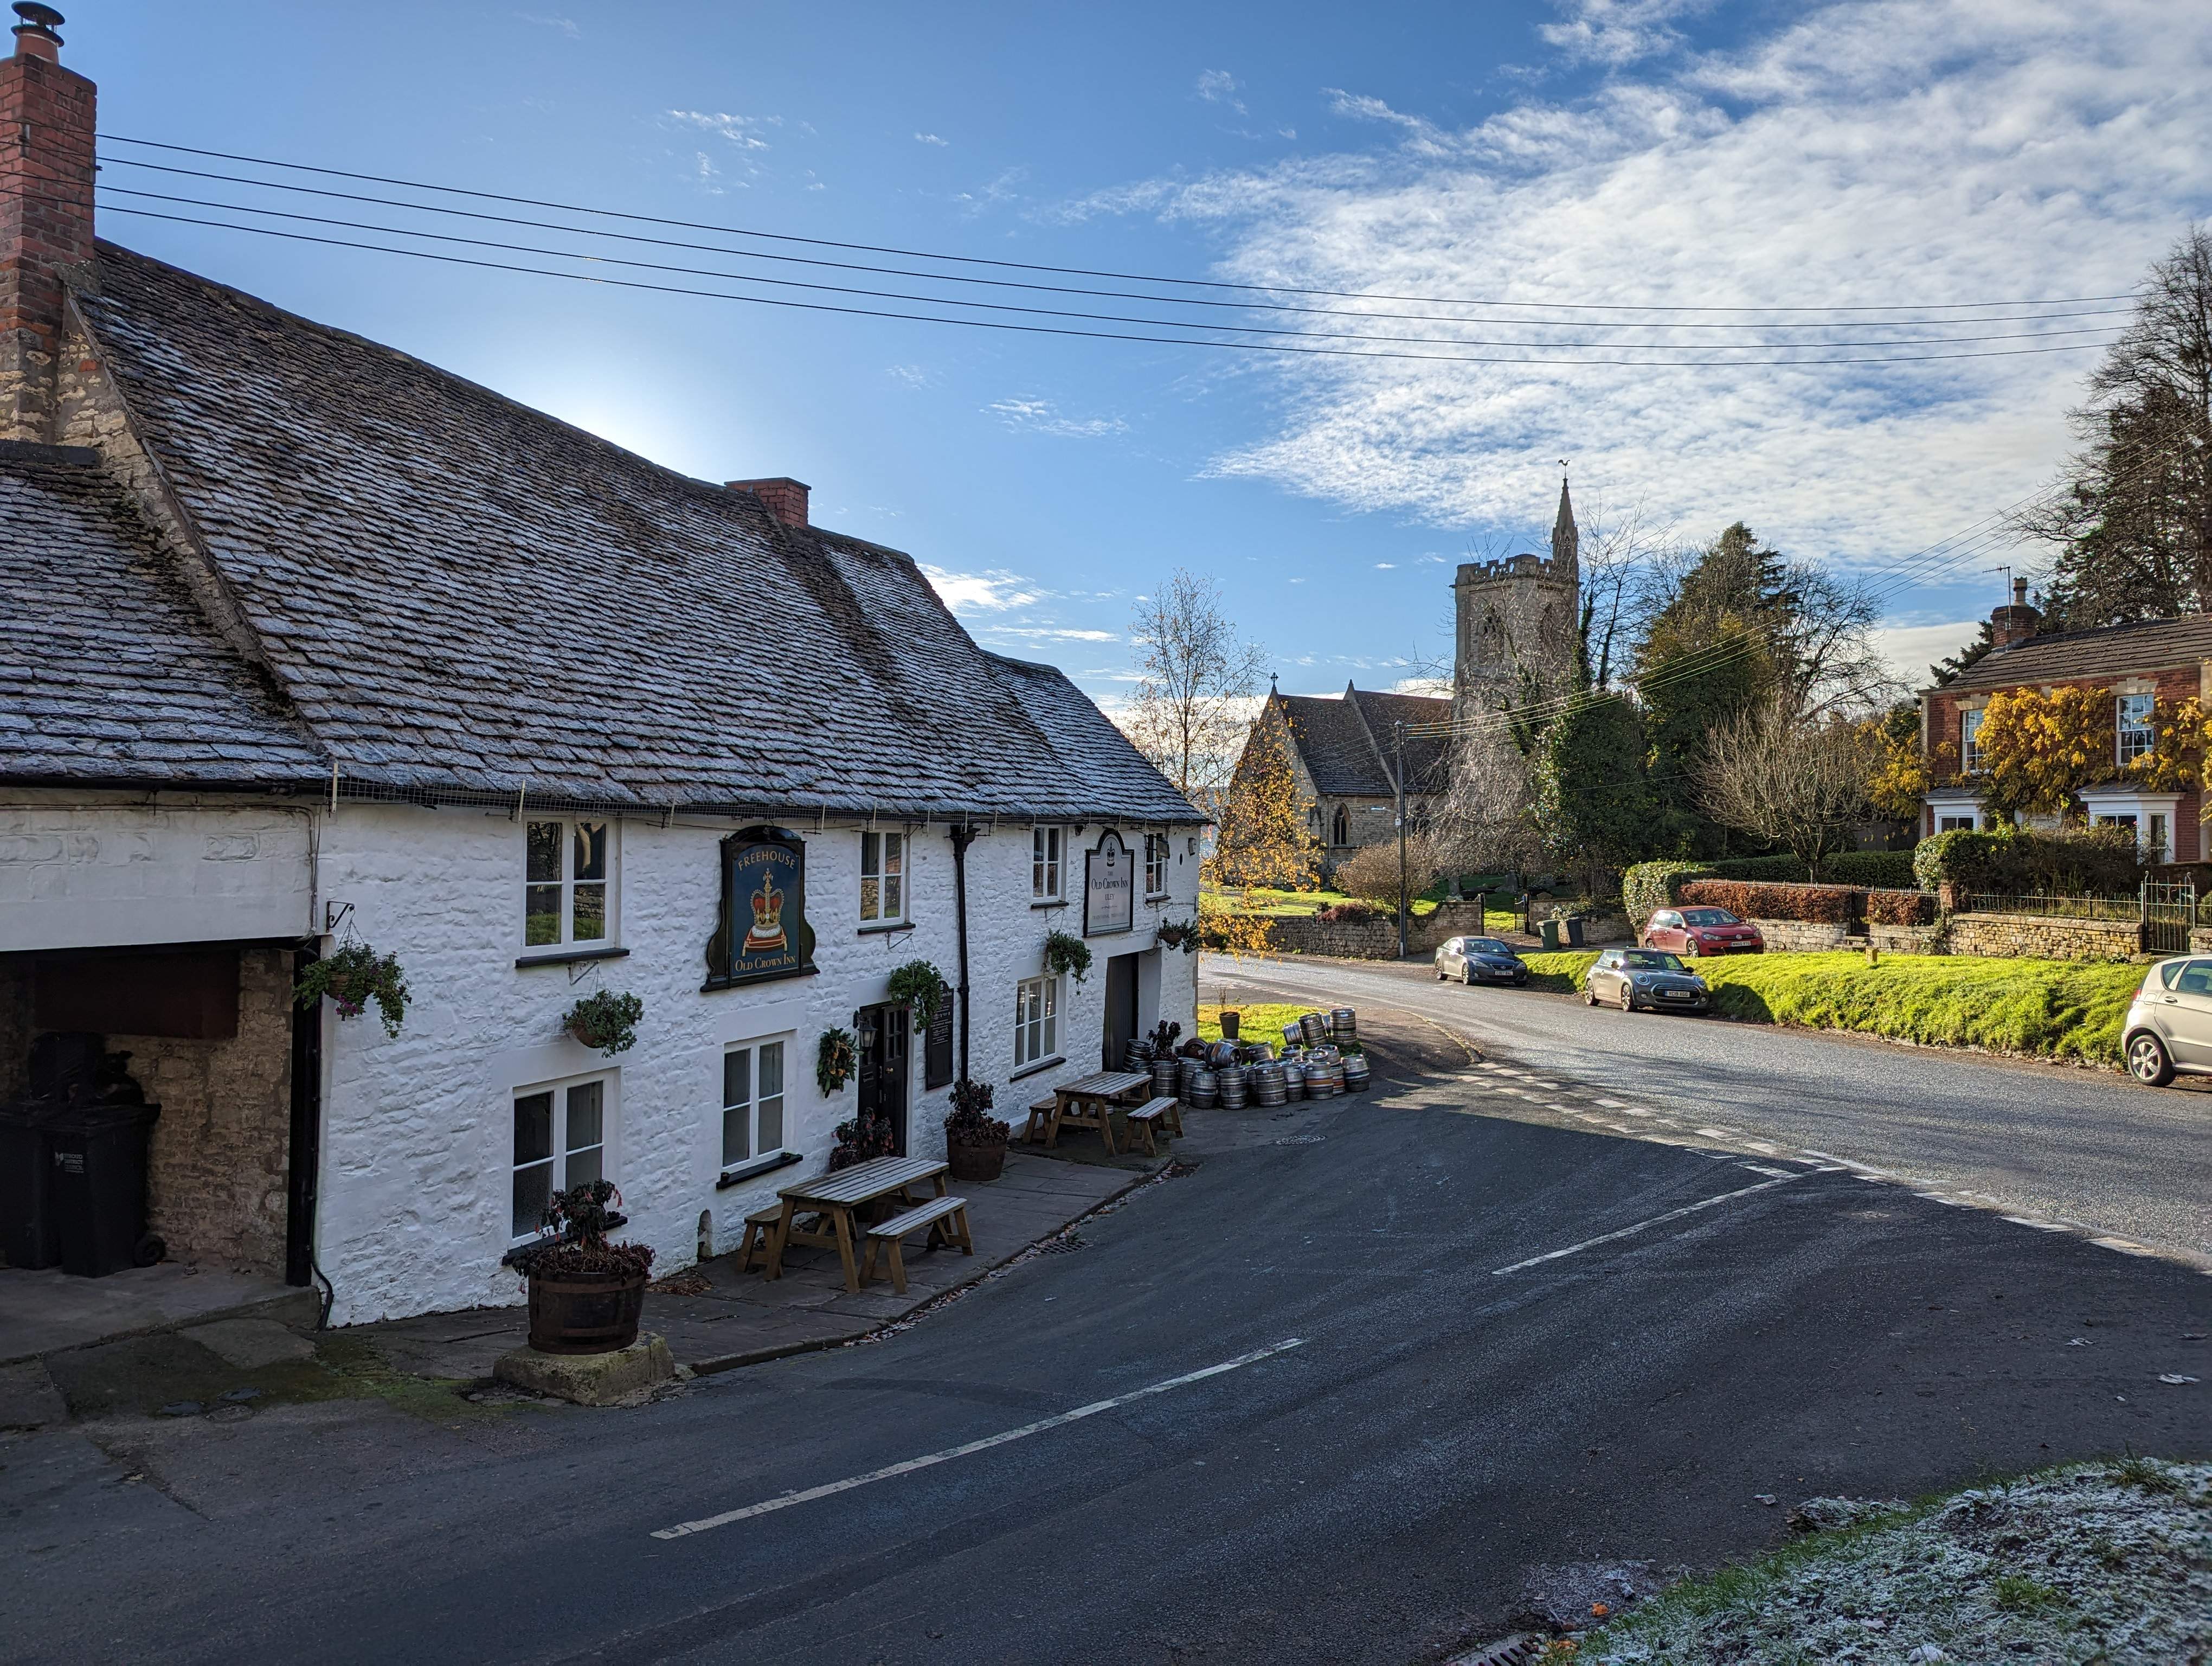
[1515,950,2143,1066]
[1195,1002,1311,1044]
[1203,885,1444,919]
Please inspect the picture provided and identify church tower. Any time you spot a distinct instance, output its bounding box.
[1452,472,1581,715]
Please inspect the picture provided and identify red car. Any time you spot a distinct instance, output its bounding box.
[1643,906,1765,957]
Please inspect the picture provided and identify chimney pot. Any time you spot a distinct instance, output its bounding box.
[1990,580,2041,652]
[11,3,62,57]
[725,476,809,527]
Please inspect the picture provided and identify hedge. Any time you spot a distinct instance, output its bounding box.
[1913,825,2143,895]
[1679,879,1860,924]
[1867,888,1938,926]
[1816,850,1918,889]
[1623,861,1716,923]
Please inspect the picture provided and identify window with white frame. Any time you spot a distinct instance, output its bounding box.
[512,1077,607,1240]
[524,818,614,949]
[1032,826,1064,900]
[1938,813,1976,833]
[860,830,906,926]
[721,1039,787,1169]
[1960,709,1984,774]
[1144,832,1169,897]
[2117,693,2155,764]
[1014,975,1059,1070]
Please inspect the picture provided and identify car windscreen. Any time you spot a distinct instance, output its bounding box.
[1467,939,1514,957]
[1621,950,1685,970]
[1679,908,1739,926]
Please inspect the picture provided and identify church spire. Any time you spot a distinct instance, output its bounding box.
[1551,467,1578,579]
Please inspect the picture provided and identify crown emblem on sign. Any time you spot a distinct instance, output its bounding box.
[743,874,788,953]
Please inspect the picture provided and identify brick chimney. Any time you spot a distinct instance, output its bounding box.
[726,476,809,527]
[1990,575,2040,651]
[0,5,95,443]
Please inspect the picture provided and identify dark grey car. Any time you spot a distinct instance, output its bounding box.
[1434,935,1531,986]
[1583,946,1711,1014]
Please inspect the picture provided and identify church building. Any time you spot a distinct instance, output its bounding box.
[1453,476,1582,714]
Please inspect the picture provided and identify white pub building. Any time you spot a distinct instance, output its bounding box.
[0,22,1200,1324]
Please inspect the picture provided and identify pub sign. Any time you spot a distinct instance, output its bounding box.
[705,826,816,990]
[1084,829,1134,936]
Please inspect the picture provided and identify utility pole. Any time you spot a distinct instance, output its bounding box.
[1394,721,1409,960]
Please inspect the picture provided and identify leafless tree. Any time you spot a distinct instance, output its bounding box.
[2015,223,2212,624]
[1574,492,1672,690]
[1124,568,1268,821]
[1693,696,1877,877]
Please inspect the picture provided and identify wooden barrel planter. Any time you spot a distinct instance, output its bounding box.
[526,1267,648,1355]
[947,1138,1007,1183]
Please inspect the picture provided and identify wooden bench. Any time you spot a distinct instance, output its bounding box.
[1023,1094,1061,1146]
[735,1204,786,1273]
[861,1195,973,1293]
[1123,1095,1185,1157]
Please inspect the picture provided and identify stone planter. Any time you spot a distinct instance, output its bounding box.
[525,1267,647,1355]
[947,1138,1007,1183]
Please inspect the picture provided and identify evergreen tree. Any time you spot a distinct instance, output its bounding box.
[1534,691,1657,895]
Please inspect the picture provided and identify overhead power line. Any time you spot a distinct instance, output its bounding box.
[96,156,2140,336]
[95,187,2129,358]
[97,133,2141,318]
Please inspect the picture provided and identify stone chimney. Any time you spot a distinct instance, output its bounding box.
[1,4,95,443]
[1990,576,2040,651]
[726,476,809,527]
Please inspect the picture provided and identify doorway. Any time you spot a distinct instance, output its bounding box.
[855,1003,911,1157]
[1102,952,1140,1069]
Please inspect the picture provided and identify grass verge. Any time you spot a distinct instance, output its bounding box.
[1512,950,2141,1066]
[1196,1002,1313,1044]
[1200,886,1444,919]
[1562,1457,2212,1663]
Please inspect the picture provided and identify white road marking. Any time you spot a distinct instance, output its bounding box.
[647,1338,1308,1541]
[1694,1126,1733,1138]
[1741,1164,1794,1177]
[2002,1216,2070,1232]
[1490,1176,1801,1277]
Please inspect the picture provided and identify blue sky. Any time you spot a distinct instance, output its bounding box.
[71,1,2212,704]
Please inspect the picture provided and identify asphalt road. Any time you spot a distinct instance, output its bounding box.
[1211,951,2212,1268]
[8,1008,2209,1666]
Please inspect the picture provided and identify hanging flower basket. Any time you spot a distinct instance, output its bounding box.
[885,959,949,1033]
[1044,928,1092,983]
[1155,919,1200,954]
[563,989,644,1055]
[293,942,409,1039]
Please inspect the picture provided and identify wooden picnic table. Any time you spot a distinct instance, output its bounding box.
[764,1154,950,1293]
[1035,1068,1153,1155]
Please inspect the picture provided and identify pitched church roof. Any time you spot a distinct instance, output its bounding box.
[1271,681,1451,798]
[7,243,1198,824]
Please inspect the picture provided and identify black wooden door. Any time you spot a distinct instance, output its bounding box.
[1102,952,1139,1069]
[857,1003,911,1156]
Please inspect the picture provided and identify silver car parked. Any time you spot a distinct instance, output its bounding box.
[1583,946,1711,1014]
[2121,956,2212,1085]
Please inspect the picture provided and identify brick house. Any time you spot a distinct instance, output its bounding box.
[0,21,1200,1324]
[1918,580,2211,861]
[1232,681,1450,871]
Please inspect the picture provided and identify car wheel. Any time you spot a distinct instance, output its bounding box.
[1583,986,1598,1005]
[1436,969,1446,981]
[2126,1031,2175,1087]
[1617,986,1634,1013]
[1462,965,1475,985]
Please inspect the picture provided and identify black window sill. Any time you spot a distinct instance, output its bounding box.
[516,944,631,969]
[858,920,913,935]
[1008,1055,1065,1082]
[1031,898,1067,910]
[715,1150,803,1189]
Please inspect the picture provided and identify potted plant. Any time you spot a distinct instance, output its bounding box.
[885,959,949,1033]
[1155,919,1200,954]
[827,1108,897,1172]
[1044,928,1092,983]
[509,1178,655,1355]
[293,941,409,1039]
[942,1078,1010,1183]
[563,989,643,1055]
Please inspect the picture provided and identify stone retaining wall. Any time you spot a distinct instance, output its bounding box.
[1256,901,1633,959]
[1946,911,2142,961]
[1745,918,1851,952]
[1870,923,1946,956]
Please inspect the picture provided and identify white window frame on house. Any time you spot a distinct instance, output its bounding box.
[1013,973,1060,1073]
[1032,826,1064,902]
[2116,691,2155,765]
[859,829,906,927]
[720,1036,790,1174]
[511,1072,613,1244]
[1959,709,1985,774]
[523,817,618,951]
[1144,832,1169,898]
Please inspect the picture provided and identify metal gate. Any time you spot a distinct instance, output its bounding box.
[2143,881,2197,955]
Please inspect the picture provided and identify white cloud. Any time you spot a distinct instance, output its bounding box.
[915,132,949,146]
[953,166,1029,218]
[1374,562,1397,569]
[1392,675,1454,697]
[1197,69,1248,116]
[516,12,579,38]
[1538,0,1708,67]
[666,110,778,150]
[978,626,1122,643]
[885,363,931,388]
[919,566,1044,613]
[1873,619,1982,689]
[986,397,1129,439]
[1060,2,2211,598]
